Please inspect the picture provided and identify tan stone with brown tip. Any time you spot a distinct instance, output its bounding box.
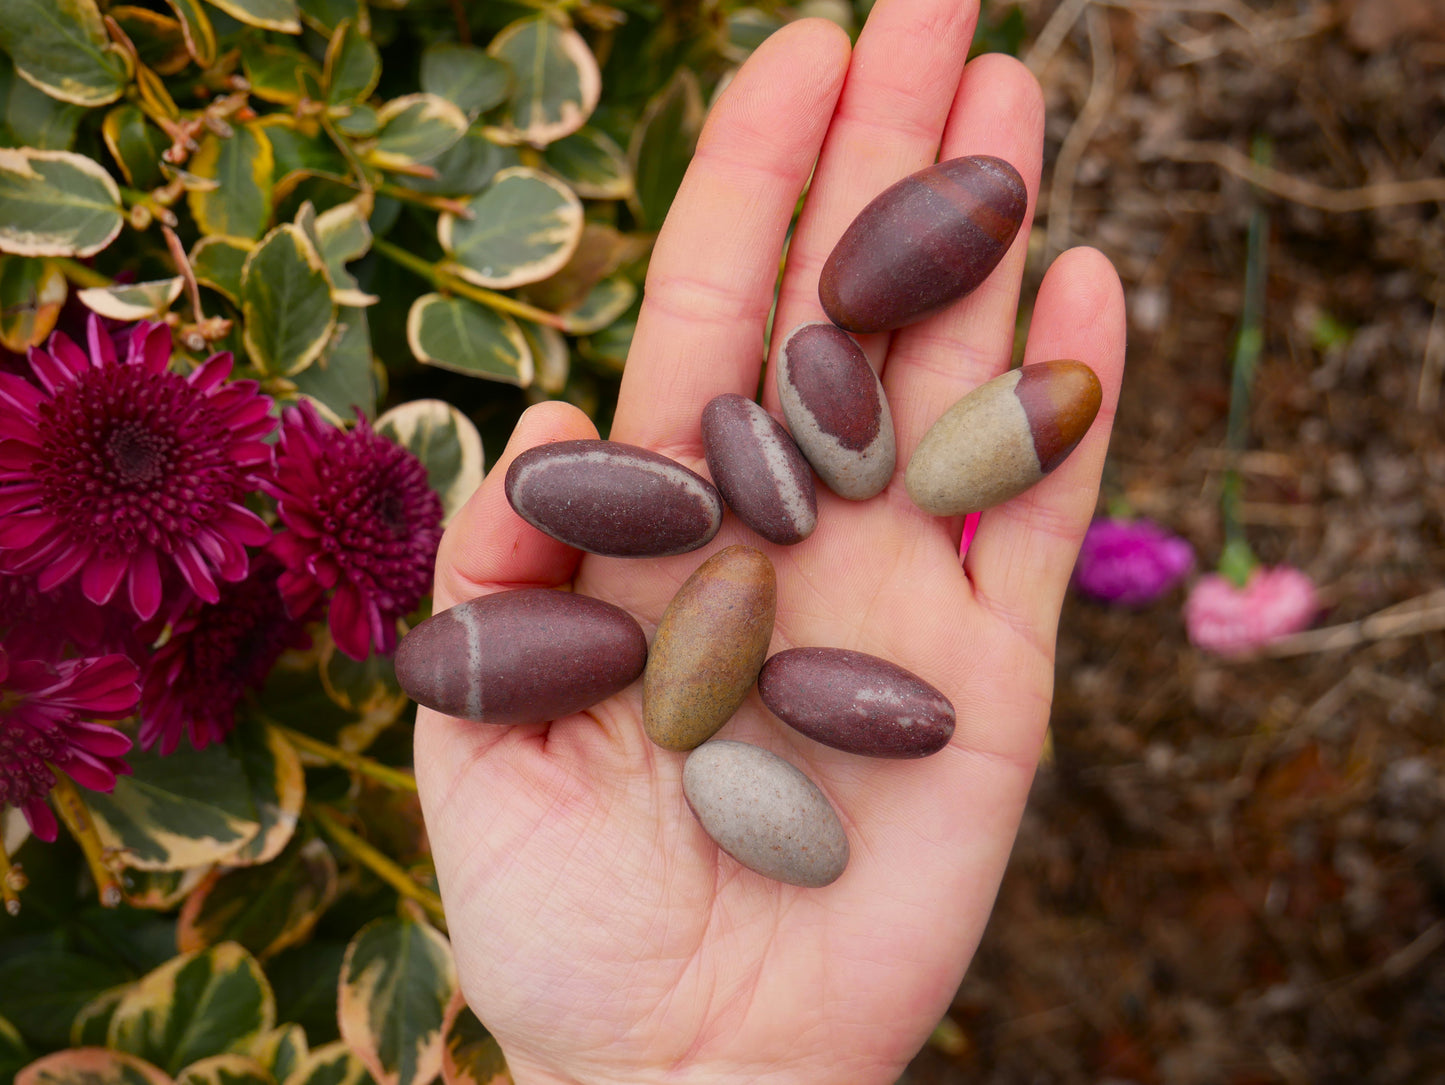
[643,545,776,751]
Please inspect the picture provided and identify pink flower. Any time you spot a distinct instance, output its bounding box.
[265,402,444,661]
[0,646,137,841]
[1184,565,1319,654]
[1074,518,1195,607]
[138,556,313,755]
[0,317,276,620]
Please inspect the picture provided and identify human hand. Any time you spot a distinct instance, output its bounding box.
[412,1,1126,1082]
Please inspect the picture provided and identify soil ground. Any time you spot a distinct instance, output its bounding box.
[904,0,1445,1080]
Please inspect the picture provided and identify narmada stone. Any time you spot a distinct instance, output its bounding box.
[701,393,817,545]
[643,545,776,751]
[905,360,1102,516]
[819,155,1027,334]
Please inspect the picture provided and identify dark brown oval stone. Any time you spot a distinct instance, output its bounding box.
[758,647,955,758]
[819,155,1027,334]
[395,588,648,725]
[505,439,723,557]
[701,394,817,545]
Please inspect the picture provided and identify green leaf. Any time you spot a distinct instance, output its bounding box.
[108,944,276,1077]
[559,275,635,335]
[298,0,365,35]
[289,305,377,421]
[628,67,704,230]
[323,19,379,105]
[175,1055,275,1085]
[338,914,456,1085]
[368,94,468,171]
[85,741,262,871]
[0,1013,32,1085]
[0,148,123,257]
[0,0,130,106]
[440,167,582,289]
[164,0,217,66]
[205,0,300,33]
[486,15,599,146]
[120,866,211,910]
[72,987,131,1047]
[440,995,510,1085]
[542,126,630,200]
[257,116,348,180]
[17,1049,174,1085]
[177,837,338,960]
[579,304,635,373]
[331,104,378,139]
[102,103,171,190]
[311,199,373,301]
[0,950,131,1049]
[189,124,276,241]
[227,719,306,866]
[111,6,190,75]
[0,254,66,351]
[319,638,406,721]
[374,398,485,525]
[249,1025,308,1085]
[241,222,336,377]
[405,293,532,386]
[517,318,568,395]
[190,236,253,305]
[419,43,510,118]
[5,76,85,150]
[77,277,184,322]
[404,129,520,198]
[242,42,320,106]
[281,1041,373,1085]
[265,943,345,1047]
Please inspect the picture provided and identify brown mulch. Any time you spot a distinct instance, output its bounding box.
[905,0,1445,1080]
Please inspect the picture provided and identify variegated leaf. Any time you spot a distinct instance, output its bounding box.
[406,293,532,386]
[205,0,300,33]
[174,1055,275,1085]
[77,278,185,322]
[440,168,581,290]
[516,319,568,396]
[281,1041,373,1085]
[0,148,123,257]
[163,0,216,66]
[227,718,305,867]
[188,125,275,241]
[369,95,468,171]
[190,236,253,305]
[542,127,631,200]
[486,15,599,146]
[558,275,636,336]
[102,103,170,190]
[374,398,485,525]
[241,223,336,377]
[248,1025,307,1085]
[0,255,67,351]
[17,1049,174,1085]
[324,19,380,105]
[419,43,510,118]
[440,994,510,1085]
[628,68,704,230]
[0,0,130,106]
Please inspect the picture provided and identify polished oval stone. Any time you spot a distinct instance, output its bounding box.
[395,589,648,725]
[683,740,849,888]
[758,647,955,758]
[701,393,817,545]
[819,155,1027,334]
[776,322,895,500]
[643,545,776,751]
[905,360,1102,516]
[505,439,723,557]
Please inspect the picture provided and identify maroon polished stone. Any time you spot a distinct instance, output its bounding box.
[395,588,648,725]
[701,394,817,546]
[819,155,1027,334]
[505,439,723,557]
[758,647,955,758]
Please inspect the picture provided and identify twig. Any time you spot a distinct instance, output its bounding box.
[1045,4,1114,260]
[1024,0,1091,76]
[1163,140,1445,211]
[1253,591,1445,658]
[373,237,568,330]
[49,774,122,908]
[1418,299,1444,411]
[270,722,418,793]
[312,805,446,929]
[0,838,24,916]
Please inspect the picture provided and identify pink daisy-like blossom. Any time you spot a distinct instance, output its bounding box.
[1184,565,1319,655]
[139,556,312,754]
[265,401,444,661]
[0,316,275,621]
[0,646,137,842]
[1074,517,1195,607]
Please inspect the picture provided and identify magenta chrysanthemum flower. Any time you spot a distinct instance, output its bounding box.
[1184,565,1319,655]
[138,557,312,754]
[265,401,443,661]
[1074,517,1195,607]
[0,316,275,621]
[0,646,137,842]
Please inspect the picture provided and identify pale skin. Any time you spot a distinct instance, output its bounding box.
[413,0,1127,1081]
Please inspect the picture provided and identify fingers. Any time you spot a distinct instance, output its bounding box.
[763,0,981,407]
[430,401,597,612]
[963,246,1127,643]
[608,18,851,455]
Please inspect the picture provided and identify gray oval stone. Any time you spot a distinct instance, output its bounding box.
[505,439,723,557]
[682,740,849,888]
[758,647,955,758]
[701,393,817,545]
[777,322,895,500]
[395,589,648,725]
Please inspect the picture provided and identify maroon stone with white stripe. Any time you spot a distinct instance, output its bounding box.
[701,394,817,545]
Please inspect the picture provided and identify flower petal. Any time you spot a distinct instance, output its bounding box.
[329,582,373,660]
[173,541,220,603]
[136,322,172,373]
[188,352,233,392]
[81,549,130,607]
[21,796,59,842]
[128,547,164,621]
[0,512,58,550]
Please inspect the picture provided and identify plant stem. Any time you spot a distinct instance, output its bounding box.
[312,805,446,929]
[270,722,418,793]
[373,237,568,330]
[49,774,122,908]
[376,183,472,218]
[0,836,24,916]
[54,258,112,289]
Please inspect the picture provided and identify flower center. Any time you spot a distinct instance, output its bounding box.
[106,421,168,488]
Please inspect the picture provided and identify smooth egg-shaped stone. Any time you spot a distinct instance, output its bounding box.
[701,393,817,545]
[819,155,1027,334]
[643,545,776,751]
[683,740,849,888]
[906,360,1102,515]
[758,648,955,758]
[505,439,723,557]
[777,322,895,500]
[395,589,648,725]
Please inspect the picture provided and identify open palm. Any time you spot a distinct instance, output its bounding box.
[413,3,1125,1083]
